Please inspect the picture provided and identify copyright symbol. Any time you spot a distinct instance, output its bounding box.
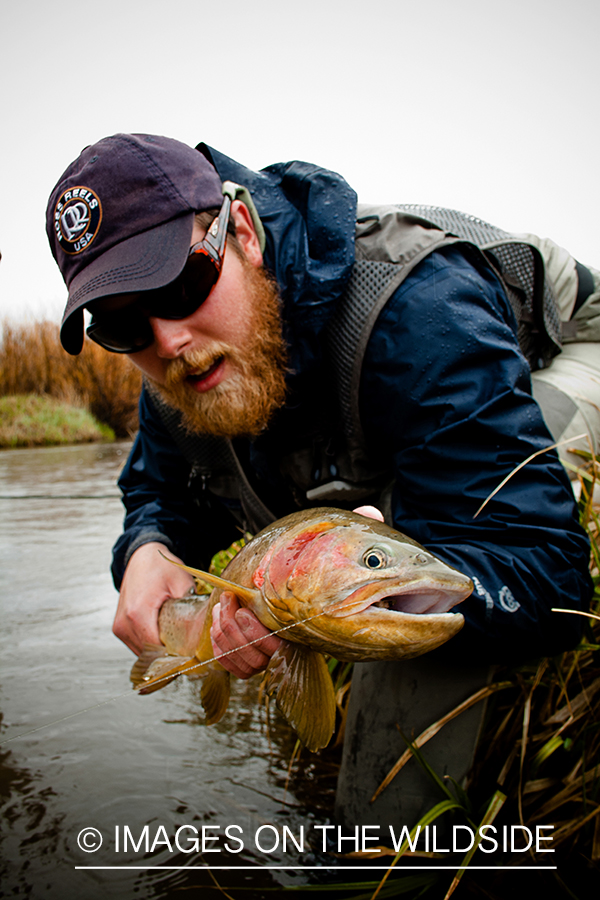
[77,827,103,852]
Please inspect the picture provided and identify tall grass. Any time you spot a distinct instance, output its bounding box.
[0,319,141,436]
[281,453,600,899]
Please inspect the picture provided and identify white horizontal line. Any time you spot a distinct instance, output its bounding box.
[75,865,557,871]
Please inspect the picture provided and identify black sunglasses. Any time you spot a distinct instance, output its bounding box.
[86,193,232,353]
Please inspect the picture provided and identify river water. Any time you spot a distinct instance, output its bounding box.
[0,443,338,899]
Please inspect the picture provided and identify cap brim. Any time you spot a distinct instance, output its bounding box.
[60,212,194,354]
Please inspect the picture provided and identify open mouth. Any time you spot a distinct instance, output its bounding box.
[328,578,472,618]
[370,590,463,614]
[185,355,225,391]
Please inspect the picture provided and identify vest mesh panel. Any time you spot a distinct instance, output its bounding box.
[329,259,399,448]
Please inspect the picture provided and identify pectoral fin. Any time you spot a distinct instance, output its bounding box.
[264,643,336,752]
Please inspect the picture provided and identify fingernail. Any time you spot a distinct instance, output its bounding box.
[238,612,253,632]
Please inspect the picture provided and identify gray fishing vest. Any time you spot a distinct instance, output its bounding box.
[152,205,564,534]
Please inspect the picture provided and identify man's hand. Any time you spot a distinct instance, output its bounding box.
[208,505,385,678]
[210,592,283,679]
[114,507,385,665]
[113,542,194,655]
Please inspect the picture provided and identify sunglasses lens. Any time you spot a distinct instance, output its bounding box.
[142,252,219,319]
[182,251,220,308]
[86,309,153,353]
[85,238,222,352]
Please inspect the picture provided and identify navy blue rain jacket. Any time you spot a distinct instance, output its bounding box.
[113,148,592,666]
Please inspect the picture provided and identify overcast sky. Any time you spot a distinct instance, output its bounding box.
[1,0,598,324]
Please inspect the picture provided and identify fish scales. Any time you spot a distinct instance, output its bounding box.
[131,508,473,751]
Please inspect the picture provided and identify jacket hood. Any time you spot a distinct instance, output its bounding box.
[197,143,357,342]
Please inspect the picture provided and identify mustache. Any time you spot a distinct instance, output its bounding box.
[164,343,234,388]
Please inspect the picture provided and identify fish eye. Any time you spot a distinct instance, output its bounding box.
[363,548,388,569]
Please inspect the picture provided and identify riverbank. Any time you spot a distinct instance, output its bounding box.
[0,393,115,448]
[0,318,141,438]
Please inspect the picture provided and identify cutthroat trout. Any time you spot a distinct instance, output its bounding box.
[131,508,473,750]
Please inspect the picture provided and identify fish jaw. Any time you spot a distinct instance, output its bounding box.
[265,573,471,661]
[255,520,473,658]
[316,610,464,661]
[281,602,466,661]
[326,571,474,617]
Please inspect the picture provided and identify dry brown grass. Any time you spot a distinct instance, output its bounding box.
[0,319,142,437]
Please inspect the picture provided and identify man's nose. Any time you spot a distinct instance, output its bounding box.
[148,317,193,358]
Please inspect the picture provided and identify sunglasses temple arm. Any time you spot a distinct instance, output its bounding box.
[200,194,232,271]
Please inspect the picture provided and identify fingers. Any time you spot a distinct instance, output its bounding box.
[353,505,385,522]
[113,596,162,654]
[210,592,282,679]
[113,542,195,656]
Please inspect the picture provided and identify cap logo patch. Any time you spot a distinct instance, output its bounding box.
[54,186,102,254]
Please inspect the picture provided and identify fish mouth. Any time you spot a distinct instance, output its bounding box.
[327,577,473,618]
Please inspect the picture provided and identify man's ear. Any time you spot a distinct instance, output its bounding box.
[230,200,263,267]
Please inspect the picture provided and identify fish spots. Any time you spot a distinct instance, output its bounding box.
[267,523,337,588]
[326,545,354,570]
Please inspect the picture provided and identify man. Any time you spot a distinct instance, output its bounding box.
[46,135,593,813]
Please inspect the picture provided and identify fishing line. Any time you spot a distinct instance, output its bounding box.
[0,608,331,748]
[136,609,331,686]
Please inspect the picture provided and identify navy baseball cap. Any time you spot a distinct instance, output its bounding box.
[46,133,224,354]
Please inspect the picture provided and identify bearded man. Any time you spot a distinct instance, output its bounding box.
[47,133,594,826]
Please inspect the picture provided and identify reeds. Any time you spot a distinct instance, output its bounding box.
[281,452,600,898]
[0,319,141,436]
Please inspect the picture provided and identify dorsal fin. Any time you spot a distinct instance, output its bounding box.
[159,552,259,604]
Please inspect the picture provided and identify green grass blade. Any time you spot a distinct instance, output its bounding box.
[442,789,507,899]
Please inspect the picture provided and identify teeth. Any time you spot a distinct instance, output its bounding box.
[187,355,224,381]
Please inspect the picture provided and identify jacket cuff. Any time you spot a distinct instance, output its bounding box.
[123,531,177,569]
